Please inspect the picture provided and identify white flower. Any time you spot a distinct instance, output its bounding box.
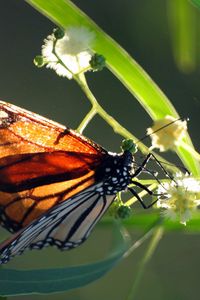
[147,115,187,152]
[42,27,95,79]
[157,174,200,225]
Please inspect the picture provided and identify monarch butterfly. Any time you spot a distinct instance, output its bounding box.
[0,101,154,264]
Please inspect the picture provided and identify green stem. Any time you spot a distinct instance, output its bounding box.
[75,74,178,173]
[126,226,164,300]
[51,42,98,132]
[77,106,97,133]
[52,39,74,76]
[51,46,178,173]
[76,73,136,139]
[52,42,145,146]
[123,218,162,258]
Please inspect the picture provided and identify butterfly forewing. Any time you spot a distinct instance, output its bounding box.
[0,101,107,232]
[0,151,103,192]
[0,101,106,155]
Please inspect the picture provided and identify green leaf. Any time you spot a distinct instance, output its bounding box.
[168,0,197,73]
[103,212,200,232]
[0,224,130,296]
[190,0,200,8]
[26,0,200,175]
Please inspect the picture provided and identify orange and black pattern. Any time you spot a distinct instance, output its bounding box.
[0,101,108,232]
[0,101,134,264]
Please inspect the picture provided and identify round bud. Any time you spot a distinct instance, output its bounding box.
[121,139,137,154]
[90,53,106,71]
[53,28,65,39]
[117,205,131,219]
[33,55,45,68]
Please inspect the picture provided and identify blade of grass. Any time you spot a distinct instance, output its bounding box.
[0,223,130,296]
[190,0,200,8]
[102,212,200,232]
[167,0,197,73]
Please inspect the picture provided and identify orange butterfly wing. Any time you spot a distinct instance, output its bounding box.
[0,101,107,232]
[0,100,105,155]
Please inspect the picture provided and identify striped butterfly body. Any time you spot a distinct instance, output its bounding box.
[0,101,135,264]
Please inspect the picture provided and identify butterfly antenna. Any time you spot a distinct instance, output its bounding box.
[137,117,188,144]
[134,116,189,185]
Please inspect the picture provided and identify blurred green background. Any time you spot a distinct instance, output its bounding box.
[0,0,200,299]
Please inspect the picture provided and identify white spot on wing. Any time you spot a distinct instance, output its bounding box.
[0,111,8,118]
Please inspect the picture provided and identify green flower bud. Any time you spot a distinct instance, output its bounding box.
[53,28,65,39]
[121,139,137,154]
[90,53,106,71]
[117,205,131,219]
[33,55,45,68]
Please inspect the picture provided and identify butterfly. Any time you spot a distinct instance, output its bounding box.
[0,101,153,264]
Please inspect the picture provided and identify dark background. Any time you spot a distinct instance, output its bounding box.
[0,1,200,299]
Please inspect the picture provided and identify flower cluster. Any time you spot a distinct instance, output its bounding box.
[43,26,95,79]
[34,26,105,79]
[157,174,200,225]
[147,115,187,152]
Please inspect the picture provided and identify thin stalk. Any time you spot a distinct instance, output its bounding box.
[51,43,99,131]
[75,74,178,173]
[52,39,73,76]
[52,44,150,151]
[123,218,163,258]
[76,73,138,139]
[77,106,97,133]
[126,226,164,300]
[51,47,178,173]
[52,41,146,142]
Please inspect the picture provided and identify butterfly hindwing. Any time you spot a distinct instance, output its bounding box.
[0,185,114,264]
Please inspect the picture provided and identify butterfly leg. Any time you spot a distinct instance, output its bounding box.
[133,153,179,189]
[146,153,175,181]
[128,187,158,209]
[131,180,164,197]
[133,152,174,179]
[131,153,152,178]
[129,153,172,208]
